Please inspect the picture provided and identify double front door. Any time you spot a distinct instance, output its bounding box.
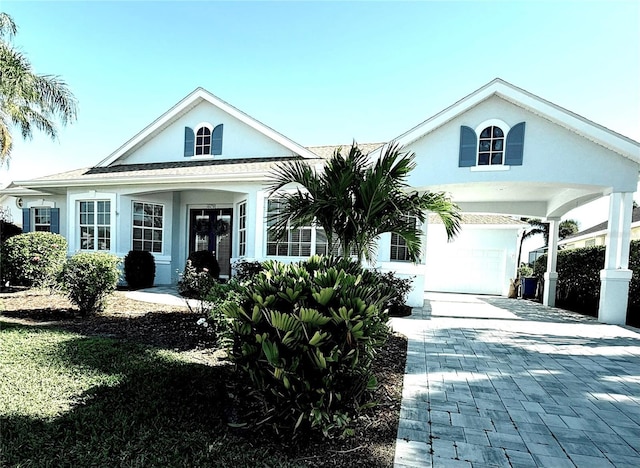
[188,208,232,278]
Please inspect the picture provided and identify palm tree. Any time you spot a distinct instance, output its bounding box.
[0,12,77,162]
[515,218,579,269]
[267,142,461,263]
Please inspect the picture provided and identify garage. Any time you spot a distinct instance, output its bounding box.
[424,215,523,296]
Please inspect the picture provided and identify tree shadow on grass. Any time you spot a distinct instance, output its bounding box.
[0,309,218,351]
[0,331,297,467]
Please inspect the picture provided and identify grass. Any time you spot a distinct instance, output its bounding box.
[0,321,298,467]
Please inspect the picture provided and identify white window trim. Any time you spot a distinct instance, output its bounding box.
[33,207,52,232]
[68,192,116,253]
[192,122,214,159]
[475,119,510,168]
[265,195,326,258]
[237,200,247,257]
[132,201,165,254]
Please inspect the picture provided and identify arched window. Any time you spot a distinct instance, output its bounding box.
[478,126,504,166]
[195,126,211,156]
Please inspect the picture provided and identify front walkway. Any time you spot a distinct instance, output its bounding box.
[391,293,640,468]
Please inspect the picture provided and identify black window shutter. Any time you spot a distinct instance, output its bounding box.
[505,122,526,165]
[184,127,195,157]
[22,208,31,232]
[459,126,477,167]
[211,124,223,155]
[50,208,60,234]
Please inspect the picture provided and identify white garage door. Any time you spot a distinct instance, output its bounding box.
[425,248,505,295]
[425,224,513,295]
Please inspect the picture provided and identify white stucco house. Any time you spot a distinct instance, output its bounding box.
[2,78,639,324]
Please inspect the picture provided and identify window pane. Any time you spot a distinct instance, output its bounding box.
[479,140,491,152]
[478,153,490,165]
[493,127,504,138]
[480,127,491,138]
[492,152,503,165]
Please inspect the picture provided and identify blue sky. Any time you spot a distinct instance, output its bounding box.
[1,0,639,230]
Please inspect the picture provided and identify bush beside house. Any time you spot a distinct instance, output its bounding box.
[223,255,392,437]
[1,232,67,288]
[59,252,120,315]
[123,250,156,289]
[534,241,640,326]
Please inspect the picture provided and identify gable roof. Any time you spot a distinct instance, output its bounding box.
[560,206,640,242]
[97,87,319,167]
[371,78,640,163]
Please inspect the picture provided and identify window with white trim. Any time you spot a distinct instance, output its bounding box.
[266,198,327,257]
[478,126,505,166]
[132,202,163,253]
[238,201,247,257]
[390,216,418,262]
[195,126,211,155]
[33,207,51,232]
[79,200,111,251]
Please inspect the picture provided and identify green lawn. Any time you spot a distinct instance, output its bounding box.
[0,321,297,467]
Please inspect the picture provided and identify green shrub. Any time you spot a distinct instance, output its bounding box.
[60,252,120,315]
[1,232,67,288]
[223,255,391,438]
[124,250,156,289]
[187,250,220,278]
[178,259,218,299]
[232,259,264,283]
[0,220,22,244]
[534,242,640,326]
[375,271,413,316]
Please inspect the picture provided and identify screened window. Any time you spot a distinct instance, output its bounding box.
[34,207,51,232]
[390,216,418,262]
[238,201,247,257]
[132,202,163,253]
[195,126,211,155]
[478,126,505,166]
[80,200,111,251]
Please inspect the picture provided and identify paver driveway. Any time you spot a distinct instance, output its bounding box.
[392,293,640,468]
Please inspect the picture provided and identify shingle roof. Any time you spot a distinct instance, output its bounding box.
[18,144,385,185]
[563,206,640,239]
[306,143,384,159]
[429,214,527,225]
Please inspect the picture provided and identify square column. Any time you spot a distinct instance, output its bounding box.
[543,218,559,307]
[598,192,633,324]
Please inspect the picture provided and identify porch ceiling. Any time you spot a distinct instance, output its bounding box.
[419,181,606,219]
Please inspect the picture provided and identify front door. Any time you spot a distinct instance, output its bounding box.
[189,208,233,278]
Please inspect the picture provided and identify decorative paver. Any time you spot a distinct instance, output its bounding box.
[392,293,640,467]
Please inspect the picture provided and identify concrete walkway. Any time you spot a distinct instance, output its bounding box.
[391,293,640,468]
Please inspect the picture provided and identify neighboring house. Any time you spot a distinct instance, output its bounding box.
[559,206,640,249]
[2,79,639,323]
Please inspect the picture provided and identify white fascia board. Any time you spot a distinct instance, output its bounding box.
[371,78,640,163]
[97,88,316,167]
[14,172,272,189]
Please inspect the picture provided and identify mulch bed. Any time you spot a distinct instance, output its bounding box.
[0,289,407,467]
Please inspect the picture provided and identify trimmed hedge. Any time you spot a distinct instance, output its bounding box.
[534,241,640,326]
[60,252,120,315]
[1,232,67,288]
[124,250,156,289]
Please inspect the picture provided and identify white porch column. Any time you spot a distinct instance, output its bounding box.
[543,218,560,307]
[598,192,634,324]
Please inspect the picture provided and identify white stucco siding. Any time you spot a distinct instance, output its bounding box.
[425,224,519,296]
[405,96,638,192]
[120,101,299,165]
